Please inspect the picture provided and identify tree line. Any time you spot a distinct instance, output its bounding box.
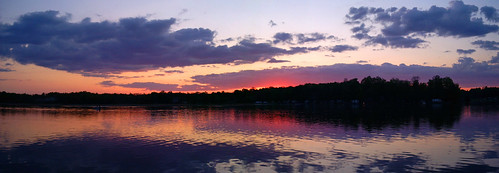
[1,75,497,105]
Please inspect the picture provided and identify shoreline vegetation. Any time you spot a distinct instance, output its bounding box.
[1,76,498,107]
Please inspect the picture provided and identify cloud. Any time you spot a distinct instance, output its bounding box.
[100,81,211,91]
[456,49,476,55]
[0,11,309,75]
[357,154,425,173]
[269,20,277,27]
[172,28,214,42]
[192,58,499,89]
[272,32,293,44]
[219,37,234,43]
[481,6,499,22]
[0,68,14,72]
[296,33,335,44]
[164,70,184,73]
[0,61,14,72]
[472,40,499,50]
[267,58,290,63]
[330,45,358,53]
[351,23,371,39]
[178,9,188,16]
[365,35,426,48]
[77,72,144,79]
[490,52,499,64]
[346,1,499,48]
[346,7,370,21]
[452,57,490,71]
[356,60,368,64]
[272,32,336,45]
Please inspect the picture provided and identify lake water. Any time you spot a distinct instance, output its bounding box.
[0,105,498,172]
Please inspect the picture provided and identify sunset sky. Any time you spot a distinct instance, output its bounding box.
[1,0,499,94]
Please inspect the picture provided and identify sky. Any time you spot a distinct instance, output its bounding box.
[1,0,499,94]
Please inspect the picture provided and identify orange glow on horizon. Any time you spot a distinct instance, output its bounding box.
[254,79,300,89]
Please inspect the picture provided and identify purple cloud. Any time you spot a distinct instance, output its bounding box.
[272,32,293,44]
[490,52,499,64]
[365,35,426,48]
[346,1,499,48]
[481,6,499,22]
[330,45,358,53]
[272,32,336,45]
[100,81,211,91]
[0,11,309,75]
[472,40,499,50]
[268,20,277,27]
[178,9,188,16]
[296,33,335,44]
[267,58,290,63]
[193,57,499,89]
[456,49,476,55]
[164,70,184,73]
[0,68,14,72]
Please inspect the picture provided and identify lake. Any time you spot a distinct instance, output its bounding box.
[1,105,498,172]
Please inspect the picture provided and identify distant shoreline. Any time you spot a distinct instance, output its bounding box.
[0,101,492,109]
[1,76,498,106]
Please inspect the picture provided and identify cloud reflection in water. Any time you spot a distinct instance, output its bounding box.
[0,106,498,172]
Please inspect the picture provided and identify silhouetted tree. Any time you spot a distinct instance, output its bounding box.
[2,75,489,106]
[427,75,460,102]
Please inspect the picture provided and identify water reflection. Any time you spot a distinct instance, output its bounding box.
[0,106,498,172]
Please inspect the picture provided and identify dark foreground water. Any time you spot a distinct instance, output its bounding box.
[0,105,498,172]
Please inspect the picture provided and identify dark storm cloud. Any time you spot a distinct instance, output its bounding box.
[472,40,499,50]
[346,1,499,48]
[192,57,499,89]
[100,81,210,91]
[272,32,336,45]
[330,45,358,53]
[456,49,476,55]
[0,11,309,75]
[481,6,499,22]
